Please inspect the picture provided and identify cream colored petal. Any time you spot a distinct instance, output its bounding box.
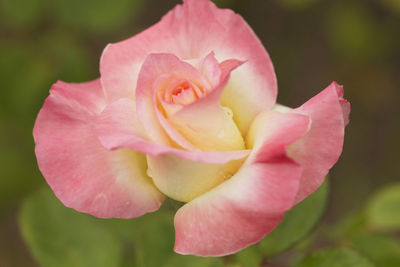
[168,105,245,152]
[146,153,245,202]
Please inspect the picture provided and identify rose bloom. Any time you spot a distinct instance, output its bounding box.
[33,0,350,257]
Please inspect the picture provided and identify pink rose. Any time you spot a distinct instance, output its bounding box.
[33,0,350,256]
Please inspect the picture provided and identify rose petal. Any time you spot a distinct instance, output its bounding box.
[100,0,276,133]
[173,110,310,256]
[167,58,245,152]
[287,82,350,204]
[135,52,246,153]
[197,51,221,88]
[147,153,244,202]
[136,53,208,147]
[94,98,251,164]
[334,82,351,126]
[33,80,165,218]
[45,80,107,114]
[153,77,199,151]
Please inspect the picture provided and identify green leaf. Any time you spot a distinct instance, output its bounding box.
[103,199,222,267]
[329,211,368,242]
[0,116,43,215]
[259,180,329,256]
[165,254,224,267]
[366,183,400,231]
[134,208,223,267]
[351,234,400,267]
[296,248,375,267]
[19,187,122,267]
[232,244,263,267]
[134,211,176,267]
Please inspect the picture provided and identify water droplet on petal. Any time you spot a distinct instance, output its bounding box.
[217,170,233,181]
[223,106,233,118]
[217,129,225,138]
[146,168,153,178]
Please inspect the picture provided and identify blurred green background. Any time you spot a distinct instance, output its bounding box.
[0,0,399,266]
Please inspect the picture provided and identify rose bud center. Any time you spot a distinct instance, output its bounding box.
[164,79,204,106]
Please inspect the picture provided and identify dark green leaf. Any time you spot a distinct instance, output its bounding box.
[351,234,400,267]
[259,180,328,256]
[232,244,263,267]
[366,183,400,231]
[103,199,222,267]
[19,187,122,267]
[134,209,223,267]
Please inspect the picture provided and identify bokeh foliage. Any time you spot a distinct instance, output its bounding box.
[19,182,327,266]
[0,0,399,266]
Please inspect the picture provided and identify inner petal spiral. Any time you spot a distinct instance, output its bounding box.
[164,79,203,105]
[134,52,248,202]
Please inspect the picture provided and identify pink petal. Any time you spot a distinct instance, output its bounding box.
[100,0,276,132]
[33,80,165,218]
[153,76,198,151]
[173,111,310,256]
[198,51,221,88]
[94,98,250,164]
[135,52,245,152]
[136,53,207,147]
[288,82,350,204]
[48,80,107,114]
[167,58,245,152]
[333,81,351,126]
